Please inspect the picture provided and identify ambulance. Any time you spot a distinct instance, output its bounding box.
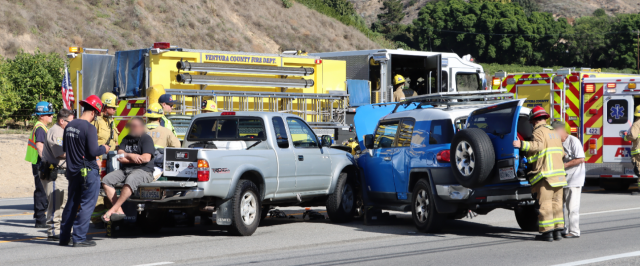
[67,43,349,141]
[491,69,640,190]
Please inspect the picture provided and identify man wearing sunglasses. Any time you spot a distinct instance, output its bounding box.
[158,94,177,137]
[101,117,155,222]
[26,101,54,228]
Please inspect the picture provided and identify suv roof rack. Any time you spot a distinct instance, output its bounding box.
[391,90,515,113]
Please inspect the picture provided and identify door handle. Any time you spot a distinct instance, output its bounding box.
[298,155,304,161]
[383,156,391,161]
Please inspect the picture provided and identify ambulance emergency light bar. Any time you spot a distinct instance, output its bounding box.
[176,73,314,88]
[176,61,315,76]
[391,89,515,113]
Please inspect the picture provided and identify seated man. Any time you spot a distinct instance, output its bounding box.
[101,117,155,221]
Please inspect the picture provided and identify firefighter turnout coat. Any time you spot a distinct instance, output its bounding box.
[625,118,640,174]
[93,115,119,147]
[521,125,567,187]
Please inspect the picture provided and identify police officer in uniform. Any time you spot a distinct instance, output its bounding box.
[91,92,120,225]
[158,94,177,137]
[513,106,567,242]
[625,105,640,195]
[60,95,110,247]
[26,101,54,228]
[201,99,218,114]
[392,74,417,102]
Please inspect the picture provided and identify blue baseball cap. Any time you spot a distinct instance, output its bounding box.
[158,94,177,105]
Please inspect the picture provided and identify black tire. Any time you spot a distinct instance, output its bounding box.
[326,172,356,223]
[450,128,495,188]
[411,179,444,232]
[514,205,539,232]
[228,180,261,236]
[140,210,163,234]
[600,179,631,191]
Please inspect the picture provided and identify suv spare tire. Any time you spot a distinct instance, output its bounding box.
[450,128,495,188]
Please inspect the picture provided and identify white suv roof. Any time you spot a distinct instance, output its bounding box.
[383,100,530,122]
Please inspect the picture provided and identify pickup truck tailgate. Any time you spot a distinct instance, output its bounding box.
[163,148,198,178]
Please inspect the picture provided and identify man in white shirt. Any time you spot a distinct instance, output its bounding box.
[552,121,585,239]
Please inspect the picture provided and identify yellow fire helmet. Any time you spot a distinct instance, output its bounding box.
[635,105,640,117]
[201,100,218,112]
[394,74,406,85]
[145,103,164,118]
[101,92,118,108]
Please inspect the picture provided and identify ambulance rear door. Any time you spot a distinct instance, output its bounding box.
[602,82,634,163]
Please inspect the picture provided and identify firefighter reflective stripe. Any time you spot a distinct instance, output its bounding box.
[25,122,48,164]
[530,170,567,186]
[521,141,531,152]
[539,218,564,227]
[632,149,640,155]
[527,147,564,163]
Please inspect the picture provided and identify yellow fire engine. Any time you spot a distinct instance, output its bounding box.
[492,69,640,190]
[67,43,348,141]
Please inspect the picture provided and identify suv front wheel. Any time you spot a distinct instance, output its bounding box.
[411,179,444,232]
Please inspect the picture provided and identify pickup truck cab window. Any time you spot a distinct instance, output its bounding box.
[187,117,266,141]
[373,121,399,149]
[272,117,290,148]
[286,118,318,148]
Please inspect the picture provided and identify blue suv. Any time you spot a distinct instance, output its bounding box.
[354,92,539,232]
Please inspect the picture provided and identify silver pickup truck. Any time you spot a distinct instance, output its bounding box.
[127,112,358,236]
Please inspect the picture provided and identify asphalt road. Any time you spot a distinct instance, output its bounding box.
[1,185,639,266]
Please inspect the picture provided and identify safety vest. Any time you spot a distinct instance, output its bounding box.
[161,115,177,137]
[25,121,48,164]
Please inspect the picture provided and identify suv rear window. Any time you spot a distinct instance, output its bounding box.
[187,117,266,141]
[467,103,517,137]
[429,119,455,144]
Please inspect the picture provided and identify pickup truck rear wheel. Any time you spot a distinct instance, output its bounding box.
[411,179,444,232]
[228,180,261,236]
[326,172,356,223]
[514,205,539,232]
[450,128,495,188]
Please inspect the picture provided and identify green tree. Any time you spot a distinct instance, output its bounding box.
[513,0,539,17]
[593,8,606,17]
[378,0,405,25]
[373,0,409,46]
[323,0,356,16]
[569,15,613,67]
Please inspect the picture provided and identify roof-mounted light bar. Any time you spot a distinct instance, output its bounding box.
[176,61,314,76]
[176,73,314,88]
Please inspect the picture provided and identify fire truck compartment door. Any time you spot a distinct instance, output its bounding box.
[516,84,552,113]
[603,95,633,163]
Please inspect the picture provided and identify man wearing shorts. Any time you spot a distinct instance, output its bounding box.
[101,117,155,221]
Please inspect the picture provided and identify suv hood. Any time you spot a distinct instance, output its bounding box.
[353,103,425,147]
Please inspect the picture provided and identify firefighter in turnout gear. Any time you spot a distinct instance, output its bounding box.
[513,106,567,242]
[624,105,640,195]
[27,101,54,228]
[392,74,417,102]
[90,92,119,225]
[342,137,359,156]
[145,103,180,179]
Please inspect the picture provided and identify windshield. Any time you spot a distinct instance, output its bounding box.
[187,117,266,141]
[466,104,517,137]
[456,73,481,91]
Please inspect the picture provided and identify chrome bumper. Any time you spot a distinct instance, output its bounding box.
[128,187,204,203]
[435,185,471,200]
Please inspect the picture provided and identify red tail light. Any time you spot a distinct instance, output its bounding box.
[436,150,450,163]
[315,59,322,64]
[153,42,170,49]
[607,83,616,88]
[221,112,236,116]
[197,159,210,182]
[589,138,598,155]
[100,159,107,178]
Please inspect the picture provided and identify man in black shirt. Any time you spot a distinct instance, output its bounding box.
[102,117,155,221]
[60,95,110,247]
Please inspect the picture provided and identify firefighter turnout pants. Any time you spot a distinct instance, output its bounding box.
[532,179,564,233]
[59,169,100,244]
[32,163,48,226]
[42,171,68,237]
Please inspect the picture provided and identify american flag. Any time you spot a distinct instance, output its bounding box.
[61,66,75,110]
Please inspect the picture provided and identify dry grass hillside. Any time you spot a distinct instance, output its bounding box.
[538,0,640,18]
[0,0,380,58]
[349,0,430,26]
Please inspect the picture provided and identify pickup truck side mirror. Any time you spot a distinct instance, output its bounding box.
[364,134,374,150]
[321,135,332,147]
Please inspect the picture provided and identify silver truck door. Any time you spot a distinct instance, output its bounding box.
[271,116,298,197]
[286,117,332,193]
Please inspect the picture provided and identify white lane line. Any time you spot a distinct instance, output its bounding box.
[581,207,640,216]
[132,262,174,266]
[551,251,640,266]
[0,197,31,202]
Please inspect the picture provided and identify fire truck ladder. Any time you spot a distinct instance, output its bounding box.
[164,89,349,128]
[551,75,566,123]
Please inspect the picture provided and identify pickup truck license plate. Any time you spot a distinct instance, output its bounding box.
[499,167,515,180]
[140,187,162,200]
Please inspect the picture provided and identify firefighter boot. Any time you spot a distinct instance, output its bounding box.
[553,229,563,241]
[534,231,553,242]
